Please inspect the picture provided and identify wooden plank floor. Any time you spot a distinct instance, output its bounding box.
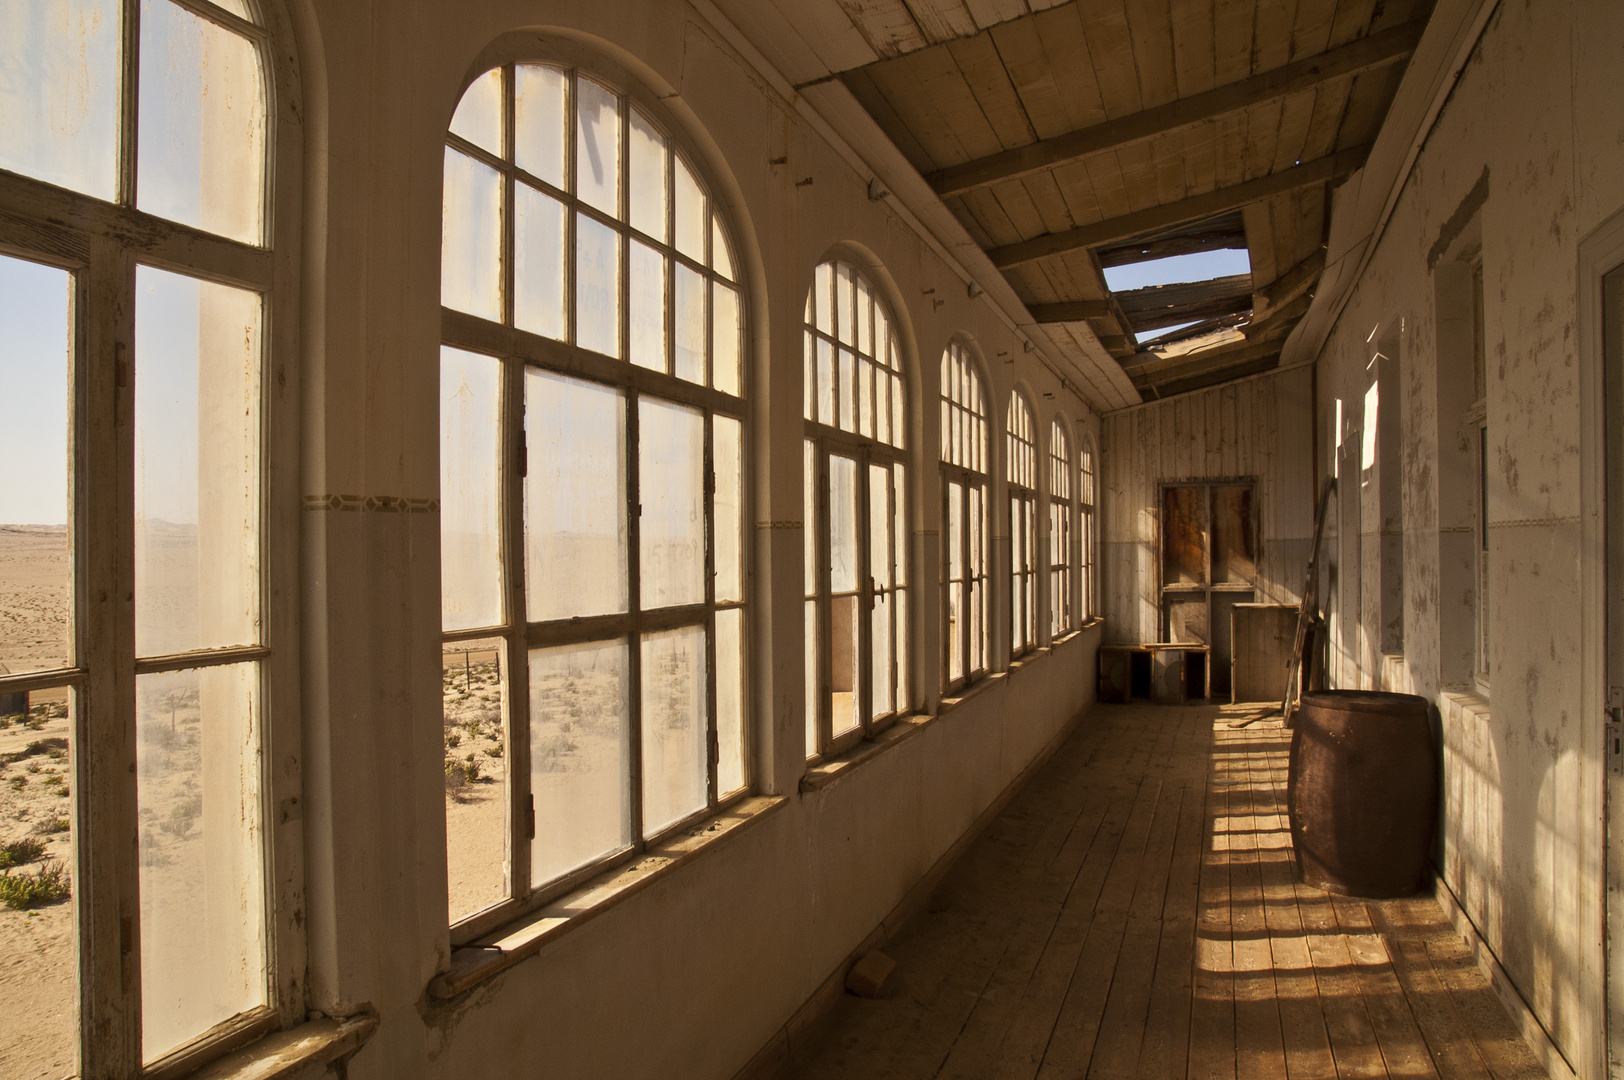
[781,704,1549,1080]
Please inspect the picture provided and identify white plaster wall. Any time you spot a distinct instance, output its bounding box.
[283,0,1102,1077]
[1312,1,1624,1071]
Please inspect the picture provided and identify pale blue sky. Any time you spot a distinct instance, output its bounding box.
[1102,247,1252,293]
[0,254,71,525]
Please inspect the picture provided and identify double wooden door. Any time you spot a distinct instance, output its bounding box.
[1160,481,1257,699]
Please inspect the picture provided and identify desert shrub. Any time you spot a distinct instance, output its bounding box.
[162,796,201,840]
[444,756,466,791]
[445,730,461,749]
[25,763,40,774]
[485,742,503,759]
[462,753,481,783]
[9,776,25,791]
[39,816,69,835]
[43,773,62,787]
[462,719,482,740]
[0,838,47,869]
[46,747,66,761]
[0,861,70,909]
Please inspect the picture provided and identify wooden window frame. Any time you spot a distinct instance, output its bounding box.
[939,341,988,693]
[1081,439,1097,621]
[1007,392,1038,658]
[1048,417,1075,638]
[1469,259,1491,693]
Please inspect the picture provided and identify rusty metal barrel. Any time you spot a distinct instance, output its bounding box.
[1287,690,1438,898]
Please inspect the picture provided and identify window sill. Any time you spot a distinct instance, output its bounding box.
[177,1014,377,1080]
[1440,688,1491,723]
[800,712,936,793]
[938,672,1006,717]
[1007,645,1052,675]
[428,794,787,1000]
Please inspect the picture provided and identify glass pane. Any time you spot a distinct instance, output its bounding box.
[449,67,503,157]
[525,370,626,621]
[439,347,503,632]
[828,456,857,594]
[530,639,631,887]
[871,590,892,719]
[803,440,816,595]
[830,593,859,737]
[874,303,890,368]
[640,625,706,836]
[716,608,745,796]
[835,264,854,347]
[876,367,891,446]
[896,588,909,710]
[515,64,567,188]
[816,338,834,427]
[674,264,706,385]
[135,267,260,657]
[138,0,266,244]
[814,263,832,336]
[514,183,566,340]
[208,0,253,21]
[443,148,504,322]
[639,399,704,609]
[713,283,741,396]
[0,0,120,200]
[838,349,855,432]
[576,212,620,358]
[891,374,905,448]
[714,417,743,604]
[628,240,667,372]
[802,332,814,421]
[575,77,620,217]
[869,464,890,589]
[893,464,907,586]
[0,681,76,1078]
[628,108,668,241]
[136,663,265,1062]
[712,216,735,280]
[856,277,872,356]
[674,155,705,261]
[947,481,963,581]
[443,638,507,922]
[0,256,71,675]
[804,599,818,758]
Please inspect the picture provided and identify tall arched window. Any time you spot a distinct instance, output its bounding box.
[803,260,908,758]
[1008,393,1038,657]
[1049,417,1074,637]
[439,58,749,937]
[1082,439,1097,620]
[0,1,291,1073]
[940,342,988,691]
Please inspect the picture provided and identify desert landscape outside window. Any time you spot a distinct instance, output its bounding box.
[440,56,749,937]
[0,0,293,1075]
[1048,416,1074,638]
[1008,392,1038,657]
[939,340,987,693]
[803,260,908,758]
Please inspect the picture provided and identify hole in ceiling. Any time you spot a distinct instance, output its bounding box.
[1101,247,1252,293]
[1138,320,1203,344]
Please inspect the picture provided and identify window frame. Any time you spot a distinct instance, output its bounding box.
[939,341,989,693]
[1081,438,1097,622]
[0,0,304,1073]
[1007,391,1039,659]
[1470,259,1490,692]
[438,54,752,946]
[1048,416,1075,639]
[802,259,910,760]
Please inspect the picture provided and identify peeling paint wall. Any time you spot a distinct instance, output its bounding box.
[1312,1,1624,1073]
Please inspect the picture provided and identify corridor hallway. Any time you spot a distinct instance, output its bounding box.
[782,705,1549,1080]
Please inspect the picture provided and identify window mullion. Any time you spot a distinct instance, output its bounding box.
[119,0,140,208]
[704,412,718,807]
[625,390,645,848]
[501,353,532,903]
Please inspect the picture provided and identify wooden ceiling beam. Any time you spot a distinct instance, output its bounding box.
[1027,300,1112,323]
[986,144,1371,270]
[1254,248,1326,312]
[1097,223,1248,267]
[925,20,1423,198]
[1123,335,1284,380]
[1138,353,1283,400]
[1115,274,1253,317]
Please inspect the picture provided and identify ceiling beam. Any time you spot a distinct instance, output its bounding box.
[1028,300,1112,323]
[1255,249,1327,312]
[1139,353,1284,400]
[1097,222,1248,267]
[1116,274,1252,316]
[986,144,1371,270]
[925,20,1424,199]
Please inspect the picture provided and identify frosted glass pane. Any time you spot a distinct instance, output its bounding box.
[439,347,502,632]
[137,664,265,1062]
[894,464,907,586]
[813,263,832,336]
[803,440,816,595]
[0,0,120,200]
[816,338,834,427]
[802,332,814,420]
[639,399,704,609]
[514,183,566,340]
[674,264,705,385]
[871,590,892,718]
[870,464,890,589]
[713,416,743,603]
[530,639,631,886]
[830,594,858,737]
[859,358,874,438]
[576,77,619,217]
[838,349,855,432]
[628,240,667,372]
[713,283,740,396]
[716,607,745,796]
[874,304,890,368]
[515,64,566,188]
[836,264,854,346]
[443,149,503,321]
[576,213,620,358]
[134,267,260,657]
[525,370,626,621]
[209,0,253,20]
[628,108,667,241]
[0,256,72,675]
[892,375,905,448]
[828,456,856,594]
[443,638,507,922]
[449,67,502,157]
[896,588,909,709]
[641,625,706,835]
[712,216,735,280]
[876,368,891,446]
[804,600,818,757]
[948,485,963,685]
[138,0,265,244]
[674,155,705,261]
[856,276,872,355]
[948,481,963,579]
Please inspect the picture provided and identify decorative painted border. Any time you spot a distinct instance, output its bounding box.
[302,494,439,513]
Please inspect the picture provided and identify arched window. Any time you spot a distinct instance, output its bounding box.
[439,59,749,937]
[1049,417,1074,637]
[0,0,288,1073]
[1082,439,1097,620]
[1008,393,1038,657]
[803,260,908,758]
[940,342,988,690]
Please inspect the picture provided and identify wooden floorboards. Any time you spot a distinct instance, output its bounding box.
[781,704,1549,1080]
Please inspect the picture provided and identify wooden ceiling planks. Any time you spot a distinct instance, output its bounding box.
[986,17,1070,140]
[1074,1,1145,119]
[836,0,930,59]
[1211,0,1259,87]
[902,0,979,42]
[1122,0,1181,110]
[1243,200,1278,287]
[1031,5,1111,133]
[1253,0,1298,73]
[764,0,880,74]
[1169,0,1219,98]
[946,32,1038,152]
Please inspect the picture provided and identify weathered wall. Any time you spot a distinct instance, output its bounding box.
[1311,2,1624,1074]
[1099,366,1316,645]
[283,1,1102,1078]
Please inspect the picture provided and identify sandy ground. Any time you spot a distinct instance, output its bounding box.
[0,525,69,674]
[444,648,508,923]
